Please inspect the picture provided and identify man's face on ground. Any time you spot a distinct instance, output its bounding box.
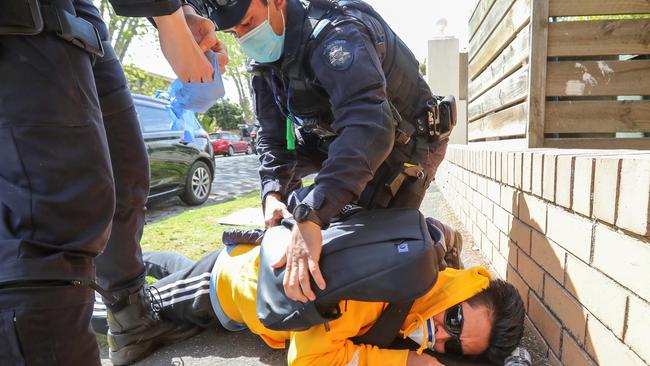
[227,0,285,38]
[431,302,492,355]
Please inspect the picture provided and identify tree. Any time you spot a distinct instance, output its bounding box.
[99,0,148,62]
[220,33,255,122]
[122,64,172,96]
[200,100,245,131]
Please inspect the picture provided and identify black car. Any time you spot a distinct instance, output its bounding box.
[133,94,215,206]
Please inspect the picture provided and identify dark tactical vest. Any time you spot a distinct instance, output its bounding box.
[251,0,434,137]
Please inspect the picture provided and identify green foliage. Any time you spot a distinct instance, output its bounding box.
[123,64,171,96]
[200,100,245,131]
[419,59,427,76]
[99,0,148,62]
[220,33,255,122]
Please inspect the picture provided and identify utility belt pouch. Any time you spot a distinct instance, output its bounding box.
[43,5,104,57]
[416,96,457,142]
[0,0,44,35]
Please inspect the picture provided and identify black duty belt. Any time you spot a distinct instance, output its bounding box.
[0,0,104,58]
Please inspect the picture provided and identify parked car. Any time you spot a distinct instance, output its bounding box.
[209,131,253,156]
[133,94,215,206]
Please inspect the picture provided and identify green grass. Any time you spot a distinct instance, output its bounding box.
[140,191,262,259]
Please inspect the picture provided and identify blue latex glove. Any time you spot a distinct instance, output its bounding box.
[168,50,225,113]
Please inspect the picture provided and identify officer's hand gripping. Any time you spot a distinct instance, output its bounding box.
[271,221,326,303]
[154,8,214,82]
[182,4,229,74]
[264,193,292,228]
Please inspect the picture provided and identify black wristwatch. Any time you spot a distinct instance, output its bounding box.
[293,203,323,227]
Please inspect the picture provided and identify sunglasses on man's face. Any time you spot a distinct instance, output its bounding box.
[443,303,464,356]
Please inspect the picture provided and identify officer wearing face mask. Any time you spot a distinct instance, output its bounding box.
[186,0,459,304]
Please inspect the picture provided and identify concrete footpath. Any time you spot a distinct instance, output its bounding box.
[101,183,549,365]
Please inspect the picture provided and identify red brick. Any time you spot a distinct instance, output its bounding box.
[617,158,650,236]
[544,276,587,343]
[565,255,627,337]
[532,153,544,197]
[592,224,650,302]
[518,250,544,296]
[585,315,646,366]
[493,206,511,233]
[507,265,528,310]
[518,193,547,234]
[548,349,562,366]
[546,205,593,263]
[592,157,620,225]
[510,219,532,253]
[543,154,557,202]
[522,152,533,193]
[531,231,566,283]
[572,156,594,217]
[486,179,500,204]
[529,293,562,355]
[555,155,575,209]
[562,332,595,366]
[626,295,650,364]
[501,185,519,216]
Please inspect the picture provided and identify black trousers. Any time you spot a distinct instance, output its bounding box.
[94,251,222,333]
[0,0,148,363]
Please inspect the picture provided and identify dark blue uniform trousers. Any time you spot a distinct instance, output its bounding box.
[0,0,148,363]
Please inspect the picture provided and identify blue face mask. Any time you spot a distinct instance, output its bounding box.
[237,5,285,63]
[168,51,225,113]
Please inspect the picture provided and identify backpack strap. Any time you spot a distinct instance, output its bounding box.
[350,300,414,348]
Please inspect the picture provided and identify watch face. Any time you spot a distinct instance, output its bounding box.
[295,204,310,222]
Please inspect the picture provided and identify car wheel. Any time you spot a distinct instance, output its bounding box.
[181,161,212,206]
[245,145,253,155]
[227,145,235,156]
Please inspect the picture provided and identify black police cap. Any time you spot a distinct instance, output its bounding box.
[207,0,253,30]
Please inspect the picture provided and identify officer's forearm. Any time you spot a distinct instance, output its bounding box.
[110,0,182,17]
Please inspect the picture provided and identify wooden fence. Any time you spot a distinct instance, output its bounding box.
[467,0,650,149]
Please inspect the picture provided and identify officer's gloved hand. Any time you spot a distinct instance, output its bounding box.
[168,51,225,113]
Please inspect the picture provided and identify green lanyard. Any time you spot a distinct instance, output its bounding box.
[286,115,296,151]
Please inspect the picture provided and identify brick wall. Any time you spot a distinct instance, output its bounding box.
[436,145,650,366]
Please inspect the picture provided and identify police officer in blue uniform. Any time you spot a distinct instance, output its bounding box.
[0,0,225,364]
[187,0,461,305]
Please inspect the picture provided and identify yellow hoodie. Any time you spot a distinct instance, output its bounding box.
[213,243,491,366]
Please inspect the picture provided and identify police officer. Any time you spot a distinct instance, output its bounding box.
[188,0,460,304]
[0,0,226,365]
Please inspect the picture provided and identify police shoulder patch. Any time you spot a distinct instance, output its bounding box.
[322,39,354,71]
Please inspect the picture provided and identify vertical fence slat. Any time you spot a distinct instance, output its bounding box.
[526,0,548,148]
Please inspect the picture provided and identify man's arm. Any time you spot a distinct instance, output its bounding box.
[276,22,396,303]
[252,74,297,223]
[297,22,395,225]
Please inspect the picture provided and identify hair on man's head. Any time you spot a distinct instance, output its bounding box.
[466,279,526,365]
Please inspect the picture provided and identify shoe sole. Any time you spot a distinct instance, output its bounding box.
[109,326,203,365]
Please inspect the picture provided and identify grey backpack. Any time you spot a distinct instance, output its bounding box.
[256,208,445,346]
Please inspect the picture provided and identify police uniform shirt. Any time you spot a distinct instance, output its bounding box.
[253,0,398,225]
